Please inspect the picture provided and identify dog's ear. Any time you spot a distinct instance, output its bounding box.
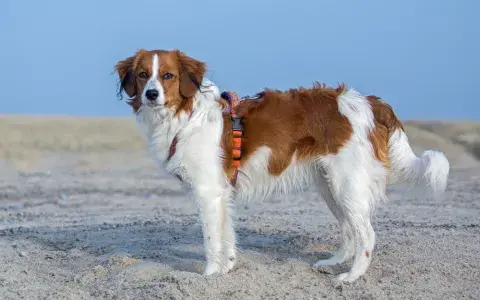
[115,55,137,99]
[176,50,206,98]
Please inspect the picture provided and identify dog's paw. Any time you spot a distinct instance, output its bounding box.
[313,258,339,268]
[220,255,236,274]
[336,271,361,283]
[202,263,221,276]
[312,250,350,268]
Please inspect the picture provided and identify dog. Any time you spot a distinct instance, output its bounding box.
[114,49,450,282]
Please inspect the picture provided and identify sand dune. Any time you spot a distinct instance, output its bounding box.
[1,115,479,172]
[0,115,479,299]
[405,120,480,160]
[0,116,480,169]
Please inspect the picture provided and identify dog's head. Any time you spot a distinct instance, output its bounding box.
[115,49,206,114]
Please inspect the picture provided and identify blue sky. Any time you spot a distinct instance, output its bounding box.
[1,0,478,120]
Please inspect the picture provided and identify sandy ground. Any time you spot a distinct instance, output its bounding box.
[0,116,479,299]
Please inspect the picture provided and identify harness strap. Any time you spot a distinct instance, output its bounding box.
[167,111,193,161]
[167,91,251,187]
[168,135,179,161]
[221,91,244,186]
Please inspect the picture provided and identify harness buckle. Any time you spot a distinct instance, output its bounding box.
[231,117,244,132]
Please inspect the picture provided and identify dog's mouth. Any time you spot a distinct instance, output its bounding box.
[135,102,162,115]
[144,101,163,109]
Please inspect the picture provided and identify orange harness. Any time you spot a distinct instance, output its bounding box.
[220,91,245,186]
[167,91,263,185]
[167,91,247,186]
[220,91,264,185]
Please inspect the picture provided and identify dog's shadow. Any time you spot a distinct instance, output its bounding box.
[8,218,342,275]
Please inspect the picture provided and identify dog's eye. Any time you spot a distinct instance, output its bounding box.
[138,72,148,79]
[162,73,173,80]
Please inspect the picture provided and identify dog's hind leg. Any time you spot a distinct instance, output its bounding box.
[312,88,388,282]
[313,176,355,267]
[336,216,376,282]
[315,150,387,282]
[324,168,382,283]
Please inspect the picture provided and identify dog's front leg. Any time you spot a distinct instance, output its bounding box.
[220,194,236,273]
[193,185,224,275]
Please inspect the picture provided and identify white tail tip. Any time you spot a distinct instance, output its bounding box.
[389,129,450,200]
[419,150,450,199]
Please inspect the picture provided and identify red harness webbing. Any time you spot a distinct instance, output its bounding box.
[167,111,193,162]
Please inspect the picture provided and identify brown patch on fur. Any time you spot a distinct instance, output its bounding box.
[176,51,206,99]
[115,50,406,183]
[365,251,370,258]
[114,49,204,116]
[223,83,353,177]
[368,96,404,135]
[221,115,234,177]
[369,122,391,169]
[367,95,405,168]
[174,98,194,118]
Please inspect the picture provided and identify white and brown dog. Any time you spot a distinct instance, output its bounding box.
[114,49,450,282]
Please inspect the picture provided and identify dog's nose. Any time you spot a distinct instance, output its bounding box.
[145,89,159,101]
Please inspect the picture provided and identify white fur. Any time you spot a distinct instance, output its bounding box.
[388,128,450,199]
[235,147,318,203]
[132,80,450,282]
[314,89,389,282]
[136,78,236,274]
[142,54,165,106]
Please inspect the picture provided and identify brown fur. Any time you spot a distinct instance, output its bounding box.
[222,86,406,178]
[367,95,404,135]
[221,115,235,177]
[222,83,354,177]
[367,95,405,169]
[369,122,391,169]
[115,49,404,180]
[115,49,205,116]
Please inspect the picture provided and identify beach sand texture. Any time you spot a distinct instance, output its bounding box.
[0,115,479,300]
